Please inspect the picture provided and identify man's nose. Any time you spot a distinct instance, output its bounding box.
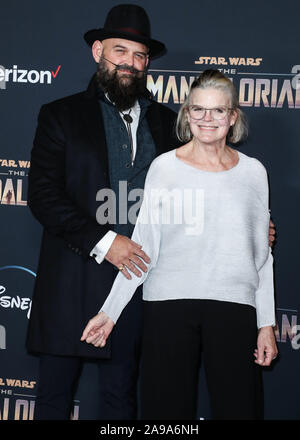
[124,52,134,66]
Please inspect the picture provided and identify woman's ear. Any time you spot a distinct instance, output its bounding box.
[230,108,238,126]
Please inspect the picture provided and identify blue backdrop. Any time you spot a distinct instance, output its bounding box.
[0,0,299,420]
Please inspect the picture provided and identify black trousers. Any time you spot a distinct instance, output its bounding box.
[34,286,143,420]
[140,299,263,420]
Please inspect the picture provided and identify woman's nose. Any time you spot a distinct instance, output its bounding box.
[203,109,213,121]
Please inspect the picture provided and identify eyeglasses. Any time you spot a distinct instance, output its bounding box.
[188,106,233,121]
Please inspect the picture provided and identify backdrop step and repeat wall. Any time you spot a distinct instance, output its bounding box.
[0,0,299,420]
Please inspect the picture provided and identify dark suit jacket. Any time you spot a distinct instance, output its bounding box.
[26,76,180,359]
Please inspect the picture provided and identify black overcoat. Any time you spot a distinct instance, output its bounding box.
[26,76,179,358]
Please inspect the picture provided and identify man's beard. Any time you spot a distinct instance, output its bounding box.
[96,55,147,111]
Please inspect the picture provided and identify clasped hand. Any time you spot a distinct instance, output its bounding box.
[81,311,114,347]
[105,234,151,279]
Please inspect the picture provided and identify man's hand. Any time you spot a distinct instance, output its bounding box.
[269,219,276,247]
[254,326,278,366]
[81,311,114,347]
[105,234,150,279]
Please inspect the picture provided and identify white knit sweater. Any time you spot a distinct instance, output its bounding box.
[101,149,276,329]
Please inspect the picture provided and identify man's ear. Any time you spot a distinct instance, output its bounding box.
[92,40,103,63]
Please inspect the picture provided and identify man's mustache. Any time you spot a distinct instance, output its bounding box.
[102,56,145,74]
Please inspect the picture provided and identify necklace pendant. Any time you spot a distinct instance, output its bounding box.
[123,114,133,123]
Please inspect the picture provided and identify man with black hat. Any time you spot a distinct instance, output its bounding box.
[26,4,180,420]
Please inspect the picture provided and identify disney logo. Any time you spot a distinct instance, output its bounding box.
[0,285,32,319]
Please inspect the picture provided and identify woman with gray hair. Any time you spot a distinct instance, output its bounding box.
[81,69,278,420]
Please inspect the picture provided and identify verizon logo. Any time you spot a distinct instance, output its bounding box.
[0,64,61,89]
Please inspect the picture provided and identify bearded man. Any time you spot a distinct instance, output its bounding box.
[26,4,179,420]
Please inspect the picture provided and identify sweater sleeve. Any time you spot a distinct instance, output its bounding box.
[100,166,161,323]
[253,161,276,329]
[255,247,276,328]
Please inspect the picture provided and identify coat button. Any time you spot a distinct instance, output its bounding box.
[125,163,131,168]
[122,144,128,149]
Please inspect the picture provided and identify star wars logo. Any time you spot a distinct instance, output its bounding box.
[0,159,29,206]
[194,56,263,66]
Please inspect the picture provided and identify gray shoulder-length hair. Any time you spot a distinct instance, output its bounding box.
[176,69,248,144]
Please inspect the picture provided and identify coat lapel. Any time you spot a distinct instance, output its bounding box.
[81,75,110,179]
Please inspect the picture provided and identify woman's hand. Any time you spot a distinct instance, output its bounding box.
[254,325,278,366]
[80,311,115,347]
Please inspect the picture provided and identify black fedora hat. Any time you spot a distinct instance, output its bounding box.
[84,4,166,58]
